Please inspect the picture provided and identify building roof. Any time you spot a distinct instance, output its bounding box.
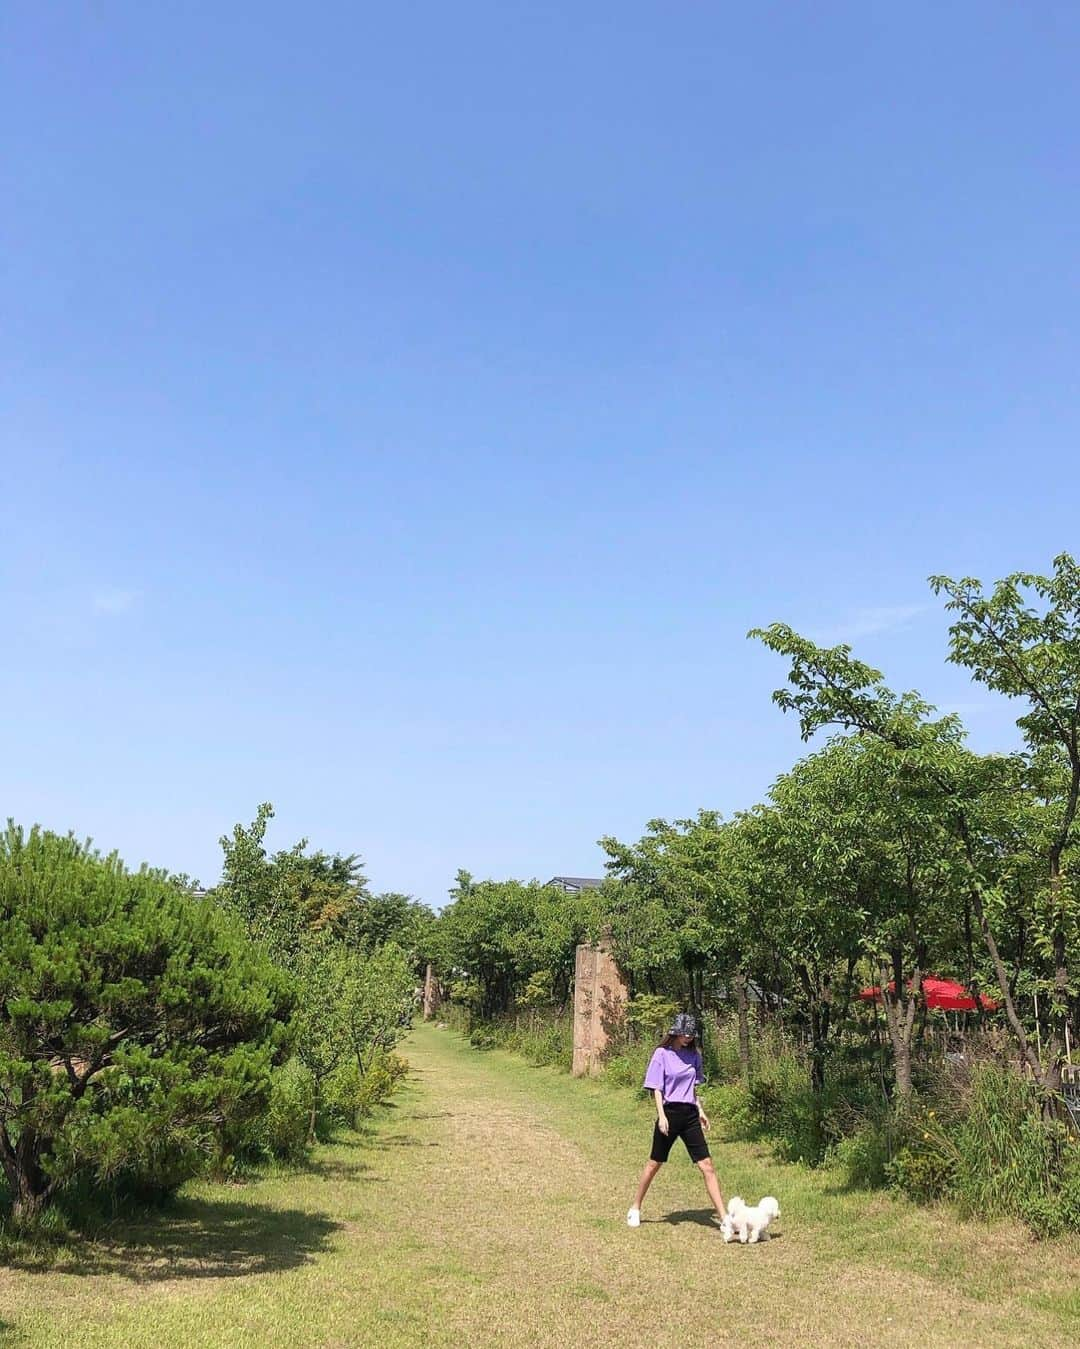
[546,876,605,892]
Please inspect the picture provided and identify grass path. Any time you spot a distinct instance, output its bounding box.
[2,1023,1079,1347]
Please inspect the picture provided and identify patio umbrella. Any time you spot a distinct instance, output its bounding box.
[858,975,998,1012]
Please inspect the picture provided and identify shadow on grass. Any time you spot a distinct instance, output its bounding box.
[304,1156,386,1183]
[325,1133,372,1149]
[323,1131,438,1153]
[653,1209,722,1228]
[820,1174,882,1198]
[654,1210,786,1243]
[7,1195,341,1283]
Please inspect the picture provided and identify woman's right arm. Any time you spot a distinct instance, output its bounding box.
[643,1049,667,1131]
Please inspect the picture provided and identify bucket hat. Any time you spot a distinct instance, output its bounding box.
[668,1012,700,1040]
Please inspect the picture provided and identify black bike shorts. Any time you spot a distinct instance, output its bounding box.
[650,1101,710,1164]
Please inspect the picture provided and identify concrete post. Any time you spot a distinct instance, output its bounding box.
[422,963,441,1021]
[572,929,628,1076]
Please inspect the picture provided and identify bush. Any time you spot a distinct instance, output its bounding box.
[505,1014,574,1068]
[871,1064,1080,1236]
[701,1014,746,1085]
[1056,1145,1080,1232]
[356,1051,409,1116]
[941,1064,1080,1235]
[624,996,676,1043]
[243,1058,315,1162]
[886,1141,957,1203]
[440,1003,472,1034]
[701,1082,754,1140]
[327,1052,410,1125]
[828,1114,891,1190]
[603,1042,653,1089]
[464,1012,574,1068]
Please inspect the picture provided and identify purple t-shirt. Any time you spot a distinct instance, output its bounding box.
[643,1046,703,1104]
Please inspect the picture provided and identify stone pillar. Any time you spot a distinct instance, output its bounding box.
[422,963,441,1021]
[572,930,628,1076]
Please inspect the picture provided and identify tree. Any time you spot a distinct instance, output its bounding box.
[274,848,369,936]
[775,735,963,1098]
[341,942,415,1076]
[437,874,595,1017]
[601,812,734,1015]
[931,555,1080,1085]
[750,594,1067,1096]
[714,813,785,1085]
[0,823,294,1221]
[215,803,372,956]
[346,892,438,977]
[214,805,426,1140]
[753,754,870,1100]
[293,932,348,1142]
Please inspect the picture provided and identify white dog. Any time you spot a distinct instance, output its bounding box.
[721,1195,780,1244]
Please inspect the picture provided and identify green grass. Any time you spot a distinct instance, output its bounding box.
[1,1022,1078,1347]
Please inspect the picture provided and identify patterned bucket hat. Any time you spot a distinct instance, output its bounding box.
[668,1012,700,1040]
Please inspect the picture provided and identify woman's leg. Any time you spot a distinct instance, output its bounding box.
[632,1158,662,1209]
[696,1157,727,1220]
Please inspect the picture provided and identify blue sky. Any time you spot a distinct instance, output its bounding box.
[3,2,1079,905]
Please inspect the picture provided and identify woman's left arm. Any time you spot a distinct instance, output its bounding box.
[695,1054,709,1131]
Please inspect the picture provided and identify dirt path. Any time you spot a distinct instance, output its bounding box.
[2,1023,1078,1347]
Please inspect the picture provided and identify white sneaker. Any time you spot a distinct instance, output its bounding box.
[626,1207,641,1228]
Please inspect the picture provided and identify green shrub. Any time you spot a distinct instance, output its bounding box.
[603,1042,653,1089]
[743,1043,827,1161]
[464,1012,573,1068]
[356,1051,409,1116]
[875,1065,1080,1235]
[948,1065,1065,1229]
[518,971,555,1008]
[702,1015,746,1085]
[517,1016,573,1068]
[247,1058,315,1161]
[440,1003,471,1034]
[702,1082,754,1140]
[327,1052,410,1125]
[1056,1145,1080,1231]
[449,980,481,1011]
[886,1141,957,1203]
[828,1115,891,1190]
[625,996,676,1043]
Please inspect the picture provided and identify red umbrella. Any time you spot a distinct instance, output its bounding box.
[859,975,998,1012]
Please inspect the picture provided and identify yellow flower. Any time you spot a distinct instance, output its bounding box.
[923,1132,930,1140]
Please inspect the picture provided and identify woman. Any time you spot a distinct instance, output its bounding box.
[626,1012,728,1228]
